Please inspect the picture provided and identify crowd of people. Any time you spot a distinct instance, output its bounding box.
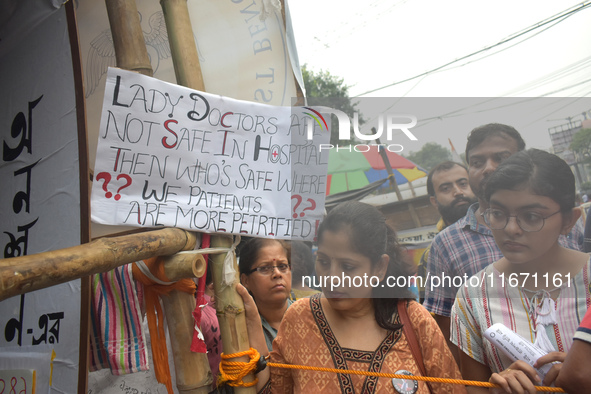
[202,123,591,394]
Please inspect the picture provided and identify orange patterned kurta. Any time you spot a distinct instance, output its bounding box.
[261,295,465,394]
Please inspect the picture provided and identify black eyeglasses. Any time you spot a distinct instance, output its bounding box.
[482,208,561,232]
[248,264,291,275]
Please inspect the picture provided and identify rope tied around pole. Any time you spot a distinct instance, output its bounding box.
[218,348,566,392]
[218,348,260,387]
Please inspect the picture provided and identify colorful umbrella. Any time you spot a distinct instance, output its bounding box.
[326,146,427,195]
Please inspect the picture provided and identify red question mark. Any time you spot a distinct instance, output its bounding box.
[96,172,112,199]
[114,174,132,201]
[300,198,316,217]
[291,195,302,218]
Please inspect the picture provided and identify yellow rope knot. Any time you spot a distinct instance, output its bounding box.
[218,348,260,387]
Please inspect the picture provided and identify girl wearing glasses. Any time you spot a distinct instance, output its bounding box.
[239,238,293,352]
[238,201,465,393]
[450,149,590,393]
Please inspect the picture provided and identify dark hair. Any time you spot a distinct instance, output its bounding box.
[290,241,315,282]
[317,201,414,332]
[238,237,290,275]
[483,149,575,212]
[427,161,468,196]
[465,123,525,164]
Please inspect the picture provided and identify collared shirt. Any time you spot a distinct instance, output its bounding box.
[423,203,584,317]
[436,217,447,232]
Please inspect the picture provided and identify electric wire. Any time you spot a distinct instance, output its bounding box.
[355,2,591,96]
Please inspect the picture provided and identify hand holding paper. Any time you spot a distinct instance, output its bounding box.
[484,323,556,383]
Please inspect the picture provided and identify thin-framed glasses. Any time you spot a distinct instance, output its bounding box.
[248,263,291,275]
[482,208,561,232]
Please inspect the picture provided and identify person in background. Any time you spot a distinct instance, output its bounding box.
[289,240,320,299]
[238,238,293,352]
[417,161,477,301]
[423,124,584,365]
[239,201,466,393]
[450,149,590,393]
[427,161,477,230]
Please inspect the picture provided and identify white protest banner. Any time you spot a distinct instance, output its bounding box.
[0,1,85,392]
[91,68,329,241]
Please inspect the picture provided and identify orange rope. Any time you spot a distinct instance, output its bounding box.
[218,348,259,387]
[219,349,566,392]
[267,363,565,392]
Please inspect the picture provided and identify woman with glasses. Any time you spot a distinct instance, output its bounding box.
[239,238,293,352]
[450,149,591,393]
[238,201,465,393]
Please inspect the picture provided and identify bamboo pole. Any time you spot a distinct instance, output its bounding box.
[0,228,197,302]
[104,0,153,76]
[210,235,256,393]
[161,292,212,393]
[159,0,205,90]
[159,251,212,394]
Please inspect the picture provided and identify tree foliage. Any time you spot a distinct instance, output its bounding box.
[570,128,591,163]
[405,142,451,171]
[301,65,364,146]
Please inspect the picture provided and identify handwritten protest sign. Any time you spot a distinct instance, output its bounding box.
[91,68,329,241]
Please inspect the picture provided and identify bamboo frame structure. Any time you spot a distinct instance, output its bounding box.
[158,0,257,391]
[103,1,213,391]
[4,0,300,392]
[156,0,256,391]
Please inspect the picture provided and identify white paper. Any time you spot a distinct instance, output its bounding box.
[484,323,553,381]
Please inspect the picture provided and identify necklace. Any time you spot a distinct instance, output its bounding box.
[520,288,558,353]
[521,288,559,316]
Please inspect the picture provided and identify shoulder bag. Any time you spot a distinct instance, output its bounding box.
[397,299,434,394]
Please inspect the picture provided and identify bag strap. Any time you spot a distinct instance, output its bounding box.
[397,299,434,394]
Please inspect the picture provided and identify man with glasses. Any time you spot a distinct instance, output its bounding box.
[423,124,583,363]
